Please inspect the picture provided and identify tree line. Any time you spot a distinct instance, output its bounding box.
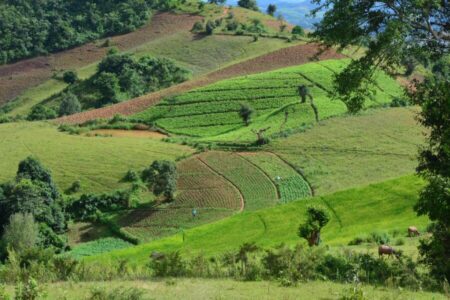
[0,0,183,64]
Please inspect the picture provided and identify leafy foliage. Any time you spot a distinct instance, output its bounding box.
[26,105,57,121]
[142,160,178,201]
[0,157,66,250]
[59,92,81,116]
[0,0,184,64]
[298,205,330,246]
[2,213,40,256]
[62,71,78,85]
[313,0,449,281]
[238,0,259,11]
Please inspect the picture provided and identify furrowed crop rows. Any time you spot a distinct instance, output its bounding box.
[134,59,403,139]
[115,156,242,242]
[240,152,311,203]
[199,152,278,211]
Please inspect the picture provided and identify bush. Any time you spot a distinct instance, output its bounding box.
[191,21,204,33]
[390,97,410,107]
[87,286,144,300]
[292,25,305,36]
[149,251,187,277]
[62,70,78,84]
[205,20,216,35]
[2,213,40,256]
[65,180,81,194]
[27,105,57,121]
[14,277,43,300]
[59,92,81,116]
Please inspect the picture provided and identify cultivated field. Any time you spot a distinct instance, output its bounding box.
[88,175,428,264]
[0,122,193,194]
[56,43,344,124]
[133,59,402,142]
[115,156,243,243]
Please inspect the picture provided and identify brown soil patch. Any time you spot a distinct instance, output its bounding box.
[87,129,167,139]
[57,43,345,124]
[0,13,201,106]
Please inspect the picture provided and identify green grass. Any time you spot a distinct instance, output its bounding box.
[69,237,133,259]
[268,107,425,195]
[239,152,311,202]
[133,59,403,142]
[88,175,428,265]
[0,122,193,194]
[199,151,278,211]
[4,279,446,299]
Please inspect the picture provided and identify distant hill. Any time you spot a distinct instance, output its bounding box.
[223,0,321,28]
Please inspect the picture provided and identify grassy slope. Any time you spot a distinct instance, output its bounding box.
[0,122,193,194]
[5,279,445,300]
[89,175,428,264]
[5,9,292,117]
[269,107,425,195]
[133,59,403,142]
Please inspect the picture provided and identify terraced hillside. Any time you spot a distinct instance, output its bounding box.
[89,175,428,264]
[107,151,309,244]
[0,122,193,194]
[115,155,243,242]
[133,59,402,142]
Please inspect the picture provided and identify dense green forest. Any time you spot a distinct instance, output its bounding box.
[0,0,181,64]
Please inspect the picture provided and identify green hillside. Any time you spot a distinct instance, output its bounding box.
[89,175,428,264]
[133,59,403,142]
[0,122,193,194]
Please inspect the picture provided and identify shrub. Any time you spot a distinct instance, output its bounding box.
[205,20,216,35]
[149,251,187,277]
[123,170,140,182]
[27,105,57,121]
[390,97,410,107]
[191,21,204,33]
[292,25,305,36]
[369,231,391,245]
[14,277,43,300]
[59,92,81,116]
[87,286,144,300]
[238,0,259,11]
[65,180,81,194]
[62,70,78,84]
[2,214,40,256]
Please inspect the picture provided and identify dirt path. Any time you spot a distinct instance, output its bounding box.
[196,156,245,212]
[86,129,166,139]
[56,43,345,124]
[0,13,201,106]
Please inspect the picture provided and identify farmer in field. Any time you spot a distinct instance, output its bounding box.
[192,208,198,219]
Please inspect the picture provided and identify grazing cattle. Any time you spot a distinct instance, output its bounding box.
[378,245,401,259]
[408,226,420,237]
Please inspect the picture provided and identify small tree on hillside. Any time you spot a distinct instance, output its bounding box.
[266,4,276,16]
[292,25,305,36]
[2,213,39,256]
[238,103,254,126]
[94,72,120,105]
[298,85,319,122]
[238,0,259,11]
[62,70,78,84]
[208,0,226,4]
[142,160,178,201]
[298,205,330,246]
[205,20,216,35]
[59,92,81,116]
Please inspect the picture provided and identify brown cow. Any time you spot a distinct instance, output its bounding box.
[408,226,420,237]
[378,245,401,259]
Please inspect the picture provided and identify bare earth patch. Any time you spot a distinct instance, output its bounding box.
[0,13,201,106]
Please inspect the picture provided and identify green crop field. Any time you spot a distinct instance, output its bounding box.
[0,122,193,194]
[268,107,426,195]
[199,151,278,211]
[90,175,428,264]
[239,152,312,202]
[69,237,133,259]
[113,156,243,243]
[133,59,403,142]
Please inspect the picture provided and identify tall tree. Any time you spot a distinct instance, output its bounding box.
[238,0,259,11]
[142,160,178,201]
[312,0,449,281]
[267,4,276,16]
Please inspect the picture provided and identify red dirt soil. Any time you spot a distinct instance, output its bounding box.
[0,13,201,106]
[57,43,345,124]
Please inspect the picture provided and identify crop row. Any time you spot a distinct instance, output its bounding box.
[240,152,311,203]
[200,152,278,211]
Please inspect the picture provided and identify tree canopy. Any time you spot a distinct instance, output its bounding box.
[312,0,449,281]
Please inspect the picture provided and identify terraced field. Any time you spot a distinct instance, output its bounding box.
[239,152,312,202]
[133,59,403,142]
[199,151,278,211]
[90,175,429,264]
[117,155,243,242]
